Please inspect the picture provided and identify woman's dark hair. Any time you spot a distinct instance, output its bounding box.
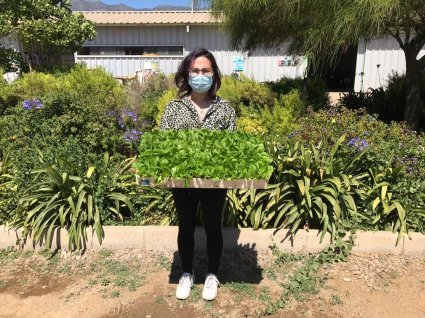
[175,48,221,98]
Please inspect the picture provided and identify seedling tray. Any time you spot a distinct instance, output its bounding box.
[139,177,267,189]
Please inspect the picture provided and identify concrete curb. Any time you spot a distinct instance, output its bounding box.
[0,225,424,255]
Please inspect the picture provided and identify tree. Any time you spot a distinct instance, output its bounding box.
[211,0,425,130]
[0,0,96,72]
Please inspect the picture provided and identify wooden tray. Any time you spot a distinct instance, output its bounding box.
[139,178,267,189]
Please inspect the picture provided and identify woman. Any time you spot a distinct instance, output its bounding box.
[160,48,236,301]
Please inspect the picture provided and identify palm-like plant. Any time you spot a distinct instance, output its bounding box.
[0,150,18,225]
[15,153,135,250]
[366,167,407,244]
[265,135,369,242]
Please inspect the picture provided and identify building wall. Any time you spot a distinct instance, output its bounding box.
[0,34,22,52]
[354,36,425,92]
[76,25,306,81]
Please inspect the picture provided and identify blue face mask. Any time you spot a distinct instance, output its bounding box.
[188,75,213,93]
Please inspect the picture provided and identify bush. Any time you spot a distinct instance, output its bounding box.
[10,153,136,250]
[290,105,425,234]
[339,72,425,129]
[154,89,178,127]
[266,76,330,111]
[220,75,276,114]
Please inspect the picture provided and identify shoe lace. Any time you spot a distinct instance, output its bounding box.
[179,274,192,288]
[205,275,219,289]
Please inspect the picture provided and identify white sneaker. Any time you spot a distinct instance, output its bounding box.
[176,272,194,300]
[202,273,219,301]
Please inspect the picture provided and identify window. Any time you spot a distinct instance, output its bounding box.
[78,46,183,56]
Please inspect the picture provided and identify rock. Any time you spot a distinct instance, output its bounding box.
[343,277,351,282]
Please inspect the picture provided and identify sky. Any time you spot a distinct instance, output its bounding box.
[102,0,197,9]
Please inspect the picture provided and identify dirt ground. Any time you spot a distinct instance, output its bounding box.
[0,247,424,318]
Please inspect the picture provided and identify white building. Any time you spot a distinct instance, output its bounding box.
[354,36,425,91]
[0,34,23,82]
[75,11,306,82]
[4,10,424,91]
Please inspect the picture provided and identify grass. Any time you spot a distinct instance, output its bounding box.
[87,252,145,295]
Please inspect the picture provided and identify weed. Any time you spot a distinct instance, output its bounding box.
[204,301,213,312]
[191,285,201,303]
[330,294,342,305]
[111,290,120,298]
[127,277,144,291]
[264,234,355,315]
[259,286,272,302]
[64,292,75,302]
[47,253,60,266]
[128,280,138,292]
[37,248,51,258]
[0,247,25,263]
[88,279,97,286]
[155,295,166,304]
[99,249,113,258]
[58,263,72,274]
[100,277,111,286]
[225,282,256,301]
[0,279,7,288]
[113,277,127,287]
[156,253,171,270]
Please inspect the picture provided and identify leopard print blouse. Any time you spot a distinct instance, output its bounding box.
[160,96,236,131]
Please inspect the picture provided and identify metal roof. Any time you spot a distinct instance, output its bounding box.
[79,11,220,25]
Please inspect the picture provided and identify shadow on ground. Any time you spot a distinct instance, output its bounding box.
[169,228,263,284]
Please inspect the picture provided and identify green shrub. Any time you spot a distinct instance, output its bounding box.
[266,76,330,111]
[132,74,174,129]
[291,106,425,234]
[154,89,178,127]
[12,153,136,250]
[220,75,276,114]
[339,72,425,129]
[261,90,304,136]
[0,149,18,225]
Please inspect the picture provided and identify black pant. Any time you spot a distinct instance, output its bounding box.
[171,188,227,275]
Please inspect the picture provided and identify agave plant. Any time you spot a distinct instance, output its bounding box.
[15,153,136,250]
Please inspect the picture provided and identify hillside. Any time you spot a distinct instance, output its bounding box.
[71,0,191,11]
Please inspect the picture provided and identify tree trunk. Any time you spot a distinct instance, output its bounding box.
[404,50,422,130]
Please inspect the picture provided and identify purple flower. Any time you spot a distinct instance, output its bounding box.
[23,99,43,110]
[33,99,43,109]
[23,100,32,110]
[123,129,142,142]
[348,137,368,151]
[118,109,139,128]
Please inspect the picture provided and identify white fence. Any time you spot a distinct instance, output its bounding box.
[75,55,183,78]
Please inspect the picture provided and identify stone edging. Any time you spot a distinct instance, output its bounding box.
[0,226,424,255]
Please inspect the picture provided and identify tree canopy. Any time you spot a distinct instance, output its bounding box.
[211,0,425,128]
[0,0,96,72]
